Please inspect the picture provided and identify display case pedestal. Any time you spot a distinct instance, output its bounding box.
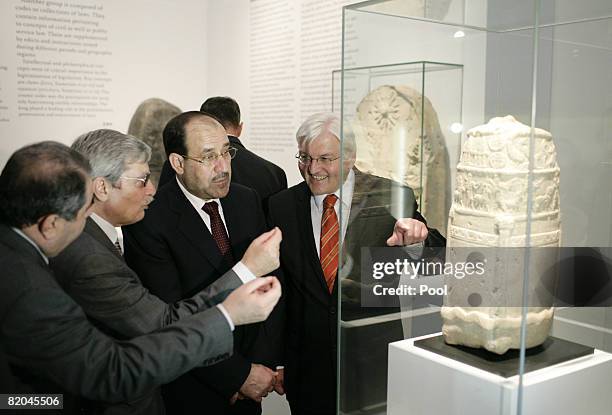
[387,333,612,415]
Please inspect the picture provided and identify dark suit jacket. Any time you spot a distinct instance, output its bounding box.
[0,224,234,414]
[48,218,243,414]
[0,345,31,394]
[51,218,241,339]
[267,170,445,415]
[159,135,287,209]
[123,179,273,415]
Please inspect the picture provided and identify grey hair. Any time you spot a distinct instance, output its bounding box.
[71,129,151,183]
[295,112,356,156]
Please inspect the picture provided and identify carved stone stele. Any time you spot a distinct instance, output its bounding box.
[441,115,561,354]
[353,85,450,234]
[128,98,181,187]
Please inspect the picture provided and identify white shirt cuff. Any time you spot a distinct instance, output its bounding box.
[233,261,256,283]
[216,304,235,331]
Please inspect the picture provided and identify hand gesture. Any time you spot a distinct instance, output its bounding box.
[222,277,281,325]
[386,218,428,246]
[241,228,282,276]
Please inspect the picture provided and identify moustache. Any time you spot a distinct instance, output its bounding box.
[212,172,230,182]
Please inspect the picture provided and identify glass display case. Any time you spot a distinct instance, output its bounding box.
[332,61,463,236]
[338,1,612,414]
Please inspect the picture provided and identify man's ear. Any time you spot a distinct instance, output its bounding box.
[169,153,184,175]
[236,122,243,137]
[92,177,109,202]
[37,214,60,241]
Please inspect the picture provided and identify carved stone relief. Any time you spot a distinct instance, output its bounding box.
[353,85,451,234]
[128,98,181,187]
[442,115,561,354]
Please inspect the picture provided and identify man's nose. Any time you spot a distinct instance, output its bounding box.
[213,156,230,172]
[146,179,156,196]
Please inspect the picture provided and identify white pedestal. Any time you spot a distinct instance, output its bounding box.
[387,333,612,415]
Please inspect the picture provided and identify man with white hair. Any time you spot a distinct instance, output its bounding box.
[267,112,445,415]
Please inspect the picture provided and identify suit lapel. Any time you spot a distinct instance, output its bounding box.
[84,218,123,261]
[295,183,331,301]
[168,180,228,274]
[347,170,375,244]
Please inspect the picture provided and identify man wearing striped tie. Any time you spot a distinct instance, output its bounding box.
[267,112,445,415]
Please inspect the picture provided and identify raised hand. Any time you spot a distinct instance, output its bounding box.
[221,277,281,325]
[241,227,282,276]
[386,218,428,246]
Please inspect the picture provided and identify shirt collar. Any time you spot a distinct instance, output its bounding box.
[11,227,49,264]
[175,176,221,210]
[312,168,355,210]
[90,213,119,243]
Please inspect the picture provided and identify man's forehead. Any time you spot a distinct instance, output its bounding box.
[185,119,228,146]
[300,132,340,153]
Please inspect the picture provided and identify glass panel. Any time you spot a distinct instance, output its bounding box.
[339,1,611,414]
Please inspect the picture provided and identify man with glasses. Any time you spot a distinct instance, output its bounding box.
[158,97,287,211]
[49,129,282,414]
[1,141,281,414]
[267,112,445,415]
[124,112,281,415]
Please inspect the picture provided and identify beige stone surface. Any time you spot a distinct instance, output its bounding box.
[353,85,450,234]
[128,98,181,187]
[442,115,561,354]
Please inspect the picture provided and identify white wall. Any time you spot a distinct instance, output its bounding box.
[206,0,354,186]
[0,0,209,164]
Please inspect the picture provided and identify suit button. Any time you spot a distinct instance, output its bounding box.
[330,306,336,315]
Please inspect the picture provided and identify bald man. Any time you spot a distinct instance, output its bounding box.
[124,112,282,415]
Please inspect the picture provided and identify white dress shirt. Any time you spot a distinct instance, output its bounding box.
[91,213,123,253]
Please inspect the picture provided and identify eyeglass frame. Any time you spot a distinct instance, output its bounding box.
[181,147,238,166]
[118,172,152,188]
[295,152,340,166]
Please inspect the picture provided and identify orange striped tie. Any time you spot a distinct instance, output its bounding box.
[320,194,339,293]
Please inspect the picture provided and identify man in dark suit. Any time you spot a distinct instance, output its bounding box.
[158,97,287,210]
[124,112,281,415]
[267,113,445,415]
[0,141,281,413]
[49,130,282,413]
[0,346,30,393]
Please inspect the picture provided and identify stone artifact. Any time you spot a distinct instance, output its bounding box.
[128,98,181,187]
[441,115,561,354]
[353,85,450,233]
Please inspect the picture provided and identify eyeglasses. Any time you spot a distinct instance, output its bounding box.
[295,153,340,166]
[119,172,151,188]
[181,147,238,166]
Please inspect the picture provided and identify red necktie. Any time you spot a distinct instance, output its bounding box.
[113,238,123,256]
[320,194,339,293]
[202,201,234,261]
